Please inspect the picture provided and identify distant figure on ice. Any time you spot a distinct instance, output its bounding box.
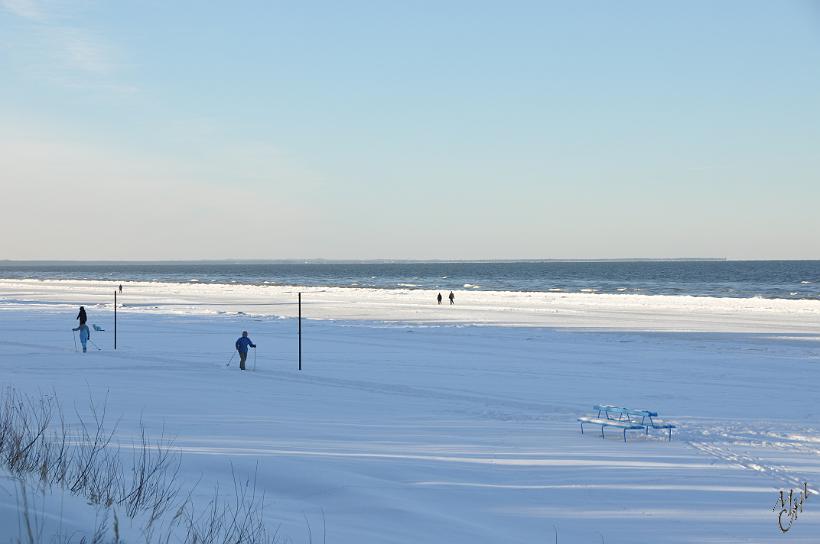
[235,331,257,371]
[448,291,455,305]
[119,284,123,293]
[437,292,442,305]
[76,306,87,326]
[73,323,91,353]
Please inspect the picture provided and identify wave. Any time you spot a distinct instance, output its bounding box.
[1,261,818,301]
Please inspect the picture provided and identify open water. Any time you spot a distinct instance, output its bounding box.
[0,261,818,300]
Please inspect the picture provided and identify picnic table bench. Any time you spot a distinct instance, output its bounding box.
[577,405,676,442]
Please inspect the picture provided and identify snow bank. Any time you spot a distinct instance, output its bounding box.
[1,278,818,333]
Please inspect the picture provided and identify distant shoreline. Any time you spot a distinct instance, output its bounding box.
[0,258,743,265]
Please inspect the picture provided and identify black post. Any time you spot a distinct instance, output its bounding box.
[298,292,302,371]
[114,290,117,350]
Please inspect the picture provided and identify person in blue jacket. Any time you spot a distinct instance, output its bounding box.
[235,331,256,370]
[73,323,91,353]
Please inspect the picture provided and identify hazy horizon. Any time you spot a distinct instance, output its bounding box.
[2,1,818,260]
[12,257,820,264]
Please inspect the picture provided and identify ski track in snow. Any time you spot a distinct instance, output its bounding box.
[2,282,820,543]
[683,420,820,497]
[688,440,819,496]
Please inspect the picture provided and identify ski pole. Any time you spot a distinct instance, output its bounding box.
[253,347,257,371]
[226,351,236,367]
[88,339,102,351]
[72,330,78,352]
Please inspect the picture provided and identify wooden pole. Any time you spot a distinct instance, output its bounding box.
[298,292,302,371]
[114,290,117,350]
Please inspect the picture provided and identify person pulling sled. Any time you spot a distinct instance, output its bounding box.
[73,323,91,353]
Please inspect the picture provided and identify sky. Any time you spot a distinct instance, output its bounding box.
[1,1,819,261]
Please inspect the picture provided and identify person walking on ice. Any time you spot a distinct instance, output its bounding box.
[437,292,442,305]
[235,331,257,371]
[448,291,455,305]
[76,306,87,326]
[73,323,91,353]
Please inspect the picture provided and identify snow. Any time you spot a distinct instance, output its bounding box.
[2,278,819,332]
[1,279,820,542]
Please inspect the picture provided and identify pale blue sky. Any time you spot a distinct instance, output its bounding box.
[1,1,818,260]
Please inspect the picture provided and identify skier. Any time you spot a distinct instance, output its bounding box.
[76,306,87,326]
[72,323,91,353]
[437,292,442,305]
[448,291,455,305]
[235,331,257,371]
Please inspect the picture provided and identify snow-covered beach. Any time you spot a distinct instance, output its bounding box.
[1,279,819,543]
[2,278,819,332]
[4,0,819,540]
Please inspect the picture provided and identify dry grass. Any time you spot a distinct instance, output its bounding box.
[1,387,279,544]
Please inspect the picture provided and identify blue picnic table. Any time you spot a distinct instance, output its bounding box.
[577,405,676,442]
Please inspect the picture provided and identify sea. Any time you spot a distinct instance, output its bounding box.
[0,261,818,301]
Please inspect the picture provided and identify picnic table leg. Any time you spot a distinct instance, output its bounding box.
[601,426,605,439]
[580,422,584,435]
[623,428,628,442]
